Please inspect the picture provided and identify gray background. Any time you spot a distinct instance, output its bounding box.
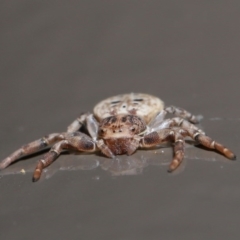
[0,1,240,239]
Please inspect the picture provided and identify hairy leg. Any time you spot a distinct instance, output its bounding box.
[168,134,186,172]
[141,126,236,172]
[166,120,236,160]
[148,113,204,135]
[188,130,236,160]
[168,117,205,135]
[67,112,90,133]
[165,106,201,124]
[141,128,187,171]
[67,113,99,141]
[0,133,64,169]
[33,132,96,181]
[96,139,115,158]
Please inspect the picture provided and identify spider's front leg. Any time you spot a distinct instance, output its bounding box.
[167,118,236,160]
[188,130,236,160]
[141,126,236,172]
[33,132,97,182]
[140,129,187,172]
[0,133,64,170]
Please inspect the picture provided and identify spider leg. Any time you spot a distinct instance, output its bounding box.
[96,139,115,158]
[148,116,205,135]
[168,118,236,159]
[168,134,185,172]
[165,106,201,124]
[85,114,99,140]
[141,126,236,172]
[33,132,96,181]
[67,113,99,140]
[140,129,187,171]
[169,117,205,135]
[67,112,90,133]
[140,129,172,148]
[0,133,64,169]
[188,130,236,160]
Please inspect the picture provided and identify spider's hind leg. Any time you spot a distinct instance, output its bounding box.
[0,133,64,169]
[165,106,202,124]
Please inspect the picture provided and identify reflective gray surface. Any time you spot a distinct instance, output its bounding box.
[0,1,240,239]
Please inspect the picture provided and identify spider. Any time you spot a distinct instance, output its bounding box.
[0,93,236,181]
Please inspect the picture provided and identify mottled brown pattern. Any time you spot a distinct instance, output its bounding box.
[66,133,95,151]
[168,140,185,172]
[33,151,58,182]
[99,114,146,139]
[0,93,236,181]
[195,134,236,160]
[105,138,138,155]
[142,132,160,146]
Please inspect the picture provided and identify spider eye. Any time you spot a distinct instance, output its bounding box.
[131,127,135,132]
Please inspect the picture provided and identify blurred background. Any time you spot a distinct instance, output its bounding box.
[0,1,240,239]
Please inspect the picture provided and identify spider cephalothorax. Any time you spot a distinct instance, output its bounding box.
[0,93,236,181]
[99,114,146,155]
